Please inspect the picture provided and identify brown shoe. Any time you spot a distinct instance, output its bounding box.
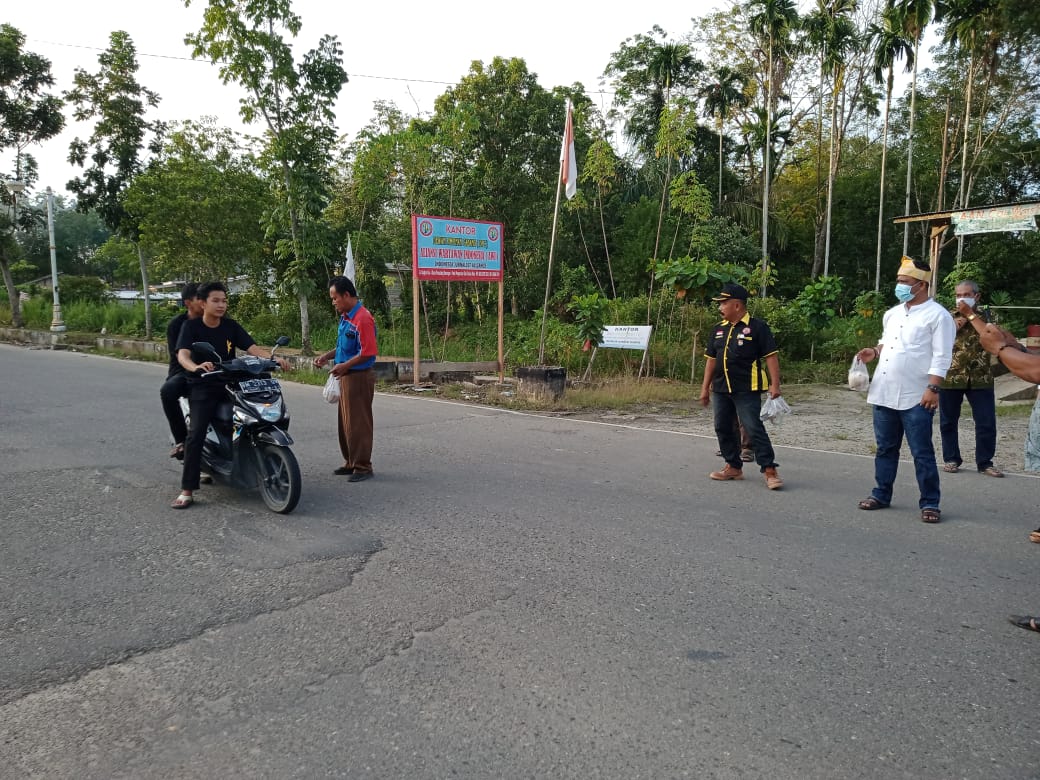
[710,464,744,481]
[764,467,783,490]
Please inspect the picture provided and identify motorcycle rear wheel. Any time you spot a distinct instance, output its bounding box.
[256,443,301,514]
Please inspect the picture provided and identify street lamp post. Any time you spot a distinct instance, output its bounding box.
[45,188,66,332]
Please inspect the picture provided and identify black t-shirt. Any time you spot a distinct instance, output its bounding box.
[175,316,256,369]
[705,314,779,394]
[166,312,188,377]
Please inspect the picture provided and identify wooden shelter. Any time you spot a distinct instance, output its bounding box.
[893,201,1040,292]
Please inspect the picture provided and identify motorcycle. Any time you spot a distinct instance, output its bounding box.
[180,336,301,514]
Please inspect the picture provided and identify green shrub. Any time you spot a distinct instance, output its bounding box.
[60,276,110,305]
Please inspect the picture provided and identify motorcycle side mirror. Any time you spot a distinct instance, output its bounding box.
[275,336,290,347]
[191,341,221,361]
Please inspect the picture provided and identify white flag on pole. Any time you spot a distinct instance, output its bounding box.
[343,235,356,280]
[560,99,577,200]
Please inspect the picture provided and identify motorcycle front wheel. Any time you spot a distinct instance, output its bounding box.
[256,443,301,514]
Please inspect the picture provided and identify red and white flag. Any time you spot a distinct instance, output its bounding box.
[560,99,577,200]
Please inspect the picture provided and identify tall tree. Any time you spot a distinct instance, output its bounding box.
[603,27,703,161]
[897,0,936,254]
[815,0,861,278]
[124,120,271,283]
[426,58,574,313]
[747,0,799,295]
[941,0,1002,262]
[65,30,162,338]
[698,65,749,207]
[579,137,621,297]
[185,0,347,353]
[870,1,914,290]
[0,24,64,327]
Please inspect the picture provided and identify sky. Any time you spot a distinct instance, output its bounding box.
[5,0,729,197]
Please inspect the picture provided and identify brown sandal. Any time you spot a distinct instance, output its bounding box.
[1009,615,1040,633]
[858,496,888,510]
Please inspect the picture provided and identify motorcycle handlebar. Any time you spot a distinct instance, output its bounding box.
[197,360,281,379]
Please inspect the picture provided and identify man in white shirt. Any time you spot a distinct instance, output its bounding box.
[854,256,955,523]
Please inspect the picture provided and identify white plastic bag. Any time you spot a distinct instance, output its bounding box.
[760,395,791,424]
[322,371,340,404]
[848,356,870,392]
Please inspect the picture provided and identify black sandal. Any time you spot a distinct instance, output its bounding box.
[920,508,941,523]
[858,496,888,510]
[1009,615,1040,633]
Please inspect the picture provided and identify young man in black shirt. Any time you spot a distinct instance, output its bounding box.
[161,282,201,459]
[171,281,289,509]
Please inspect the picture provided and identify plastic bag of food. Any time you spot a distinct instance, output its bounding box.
[760,395,792,424]
[848,357,870,392]
[322,371,340,404]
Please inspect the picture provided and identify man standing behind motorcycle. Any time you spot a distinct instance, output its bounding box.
[170,281,289,509]
[313,276,378,482]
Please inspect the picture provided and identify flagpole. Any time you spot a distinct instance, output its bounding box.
[538,99,575,366]
[537,169,564,366]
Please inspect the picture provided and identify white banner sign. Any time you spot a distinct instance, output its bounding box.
[599,325,653,350]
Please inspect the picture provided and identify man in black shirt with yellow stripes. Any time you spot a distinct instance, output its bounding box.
[699,283,784,490]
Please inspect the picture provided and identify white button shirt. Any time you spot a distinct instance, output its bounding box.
[867,298,955,410]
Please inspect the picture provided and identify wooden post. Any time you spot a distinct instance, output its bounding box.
[582,346,598,382]
[498,278,504,383]
[928,224,948,299]
[412,271,421,387]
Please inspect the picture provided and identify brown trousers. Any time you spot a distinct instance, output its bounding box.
[337,368,375,474]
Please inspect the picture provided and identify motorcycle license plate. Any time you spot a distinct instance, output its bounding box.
[239,378,280,393]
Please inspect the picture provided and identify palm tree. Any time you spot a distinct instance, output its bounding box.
[870,2,915,290]
[942,0,1002,262]
[603,30,701,160]
[643,42,700,320]
[896,0,937,254]
[805,0,860,279]
[698,66,749,207]
[747,0,799,295]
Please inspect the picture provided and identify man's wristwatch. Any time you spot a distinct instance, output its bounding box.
[966,313,977,321]
[926,383,941,393]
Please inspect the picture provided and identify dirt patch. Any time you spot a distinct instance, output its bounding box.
[398,381,1037,470]
[567,383,1035,468]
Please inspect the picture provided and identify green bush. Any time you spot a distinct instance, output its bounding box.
[60,276,110,305]
[19,297,52,328]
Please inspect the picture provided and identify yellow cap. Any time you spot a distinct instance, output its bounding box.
[897,255,931,281]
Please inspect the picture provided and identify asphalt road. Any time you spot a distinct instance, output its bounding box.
[0,343,1037,779]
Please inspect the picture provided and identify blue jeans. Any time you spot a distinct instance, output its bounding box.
[871,404,940,510]
[713,391,777,472]
[938,387,996,470]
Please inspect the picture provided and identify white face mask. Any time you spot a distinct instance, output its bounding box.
[956,296,976,309]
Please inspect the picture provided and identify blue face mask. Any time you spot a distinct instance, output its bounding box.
[894,282,917,303]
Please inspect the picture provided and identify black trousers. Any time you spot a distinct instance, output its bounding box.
[712,391,778,472]
[160,373,190,445]
[181,386,223,491]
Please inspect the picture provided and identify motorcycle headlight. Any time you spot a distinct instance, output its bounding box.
[249,398,284,422]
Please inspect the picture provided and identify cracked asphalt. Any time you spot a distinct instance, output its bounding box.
[0,343,1037,779]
